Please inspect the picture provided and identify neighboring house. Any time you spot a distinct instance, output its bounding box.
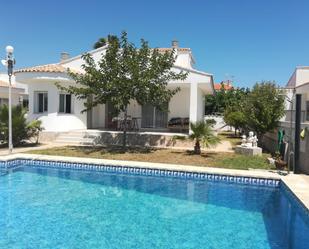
[0,73,28,107]
[283,66,309,123]
[15,41,214,132]
[214,80,233,91]
[263,66,309,174]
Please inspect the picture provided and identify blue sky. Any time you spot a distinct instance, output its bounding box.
[1,0,308,87]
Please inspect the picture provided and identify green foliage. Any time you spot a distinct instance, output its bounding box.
[224,109,246,133]
[27,120,43,143]
[205,118,217,127]
[205,86,249,115]
[214,154,272,170]
[58,31,188,147]
[0,105,43,146]
[244,81,285,137]
[222,81,285,137]
[189,121,220,154]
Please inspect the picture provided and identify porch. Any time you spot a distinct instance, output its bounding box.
[87,82,209,133]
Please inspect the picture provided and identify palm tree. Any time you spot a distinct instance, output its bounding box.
[189,121,220,154]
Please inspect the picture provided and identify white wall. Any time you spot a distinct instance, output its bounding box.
[27,81,87,132]
[0,91,21,106]
[197,85,205,120]
[189,83,205,126]
[168,87,190,119]
[297,68,309,86]
[174,52,194,69]
[0,74,28,94]
[0,73,26,105]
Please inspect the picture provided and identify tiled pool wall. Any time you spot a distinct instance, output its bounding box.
[281,181,309,220]
[0,158,280,187]
[1,158,308,220]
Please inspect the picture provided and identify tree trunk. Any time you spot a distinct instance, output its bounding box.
[122,107,128,149]
[194,140,201,155]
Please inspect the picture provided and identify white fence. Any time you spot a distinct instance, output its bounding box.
[204,115,232,131]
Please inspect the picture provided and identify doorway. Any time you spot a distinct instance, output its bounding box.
[141,104,168,128]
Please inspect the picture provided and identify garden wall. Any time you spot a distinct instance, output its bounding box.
[263,122,309,174]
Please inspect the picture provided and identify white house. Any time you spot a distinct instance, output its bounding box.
[0,73,27,107]
[283,66,309,123]
[15,41,214,133]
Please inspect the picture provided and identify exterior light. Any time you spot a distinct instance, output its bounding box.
[2,45,15,153]
[5,45,14,54]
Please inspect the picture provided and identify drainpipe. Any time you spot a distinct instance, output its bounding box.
[294,94,301,174]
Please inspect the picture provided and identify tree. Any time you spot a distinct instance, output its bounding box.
[189,121,220,154]
[205,86,249,115]
[224,109,246,135]
[222,88,248,134]
[59,31,187,148]
[0,105,43,146]
[244,81,285,139]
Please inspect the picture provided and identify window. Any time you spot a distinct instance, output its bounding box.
[34,92,48,113]
[0,98,8,106]
[59,93,72,114]
[22,99,29,109]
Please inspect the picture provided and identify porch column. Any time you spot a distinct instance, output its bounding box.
[189,83,205,133]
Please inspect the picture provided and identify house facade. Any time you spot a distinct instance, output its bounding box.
[0,73,27,107]
[15,41,214,133]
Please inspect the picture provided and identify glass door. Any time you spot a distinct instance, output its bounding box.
[141,104,168,128]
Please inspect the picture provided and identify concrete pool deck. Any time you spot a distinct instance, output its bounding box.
[1,153,309,212]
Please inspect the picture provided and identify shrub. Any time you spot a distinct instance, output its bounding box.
[0,105,43,146]
[205,119,217,128]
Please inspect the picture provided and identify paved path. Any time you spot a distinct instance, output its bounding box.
[0,143,60,156]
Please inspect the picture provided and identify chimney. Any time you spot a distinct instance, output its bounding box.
[172,40,179,49]
[60,52,70,62]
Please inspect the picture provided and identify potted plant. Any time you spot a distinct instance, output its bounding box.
[274,151,287,170]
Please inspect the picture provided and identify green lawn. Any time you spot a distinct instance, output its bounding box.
[27,146,274,170]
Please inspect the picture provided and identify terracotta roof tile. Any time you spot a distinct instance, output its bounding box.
[15,64,81,74]
[157,48,190,52]
[214,83,233,91]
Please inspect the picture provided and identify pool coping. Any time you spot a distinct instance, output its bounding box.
[1,153,309,212]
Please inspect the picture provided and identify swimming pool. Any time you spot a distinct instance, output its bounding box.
[0,160,308,249]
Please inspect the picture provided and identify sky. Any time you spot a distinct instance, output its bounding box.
[1,0,309,87]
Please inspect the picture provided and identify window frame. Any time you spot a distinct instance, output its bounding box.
[58,93,73,114]
[34,91,48,114]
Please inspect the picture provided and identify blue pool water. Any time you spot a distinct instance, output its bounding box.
[0,165,308,249]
